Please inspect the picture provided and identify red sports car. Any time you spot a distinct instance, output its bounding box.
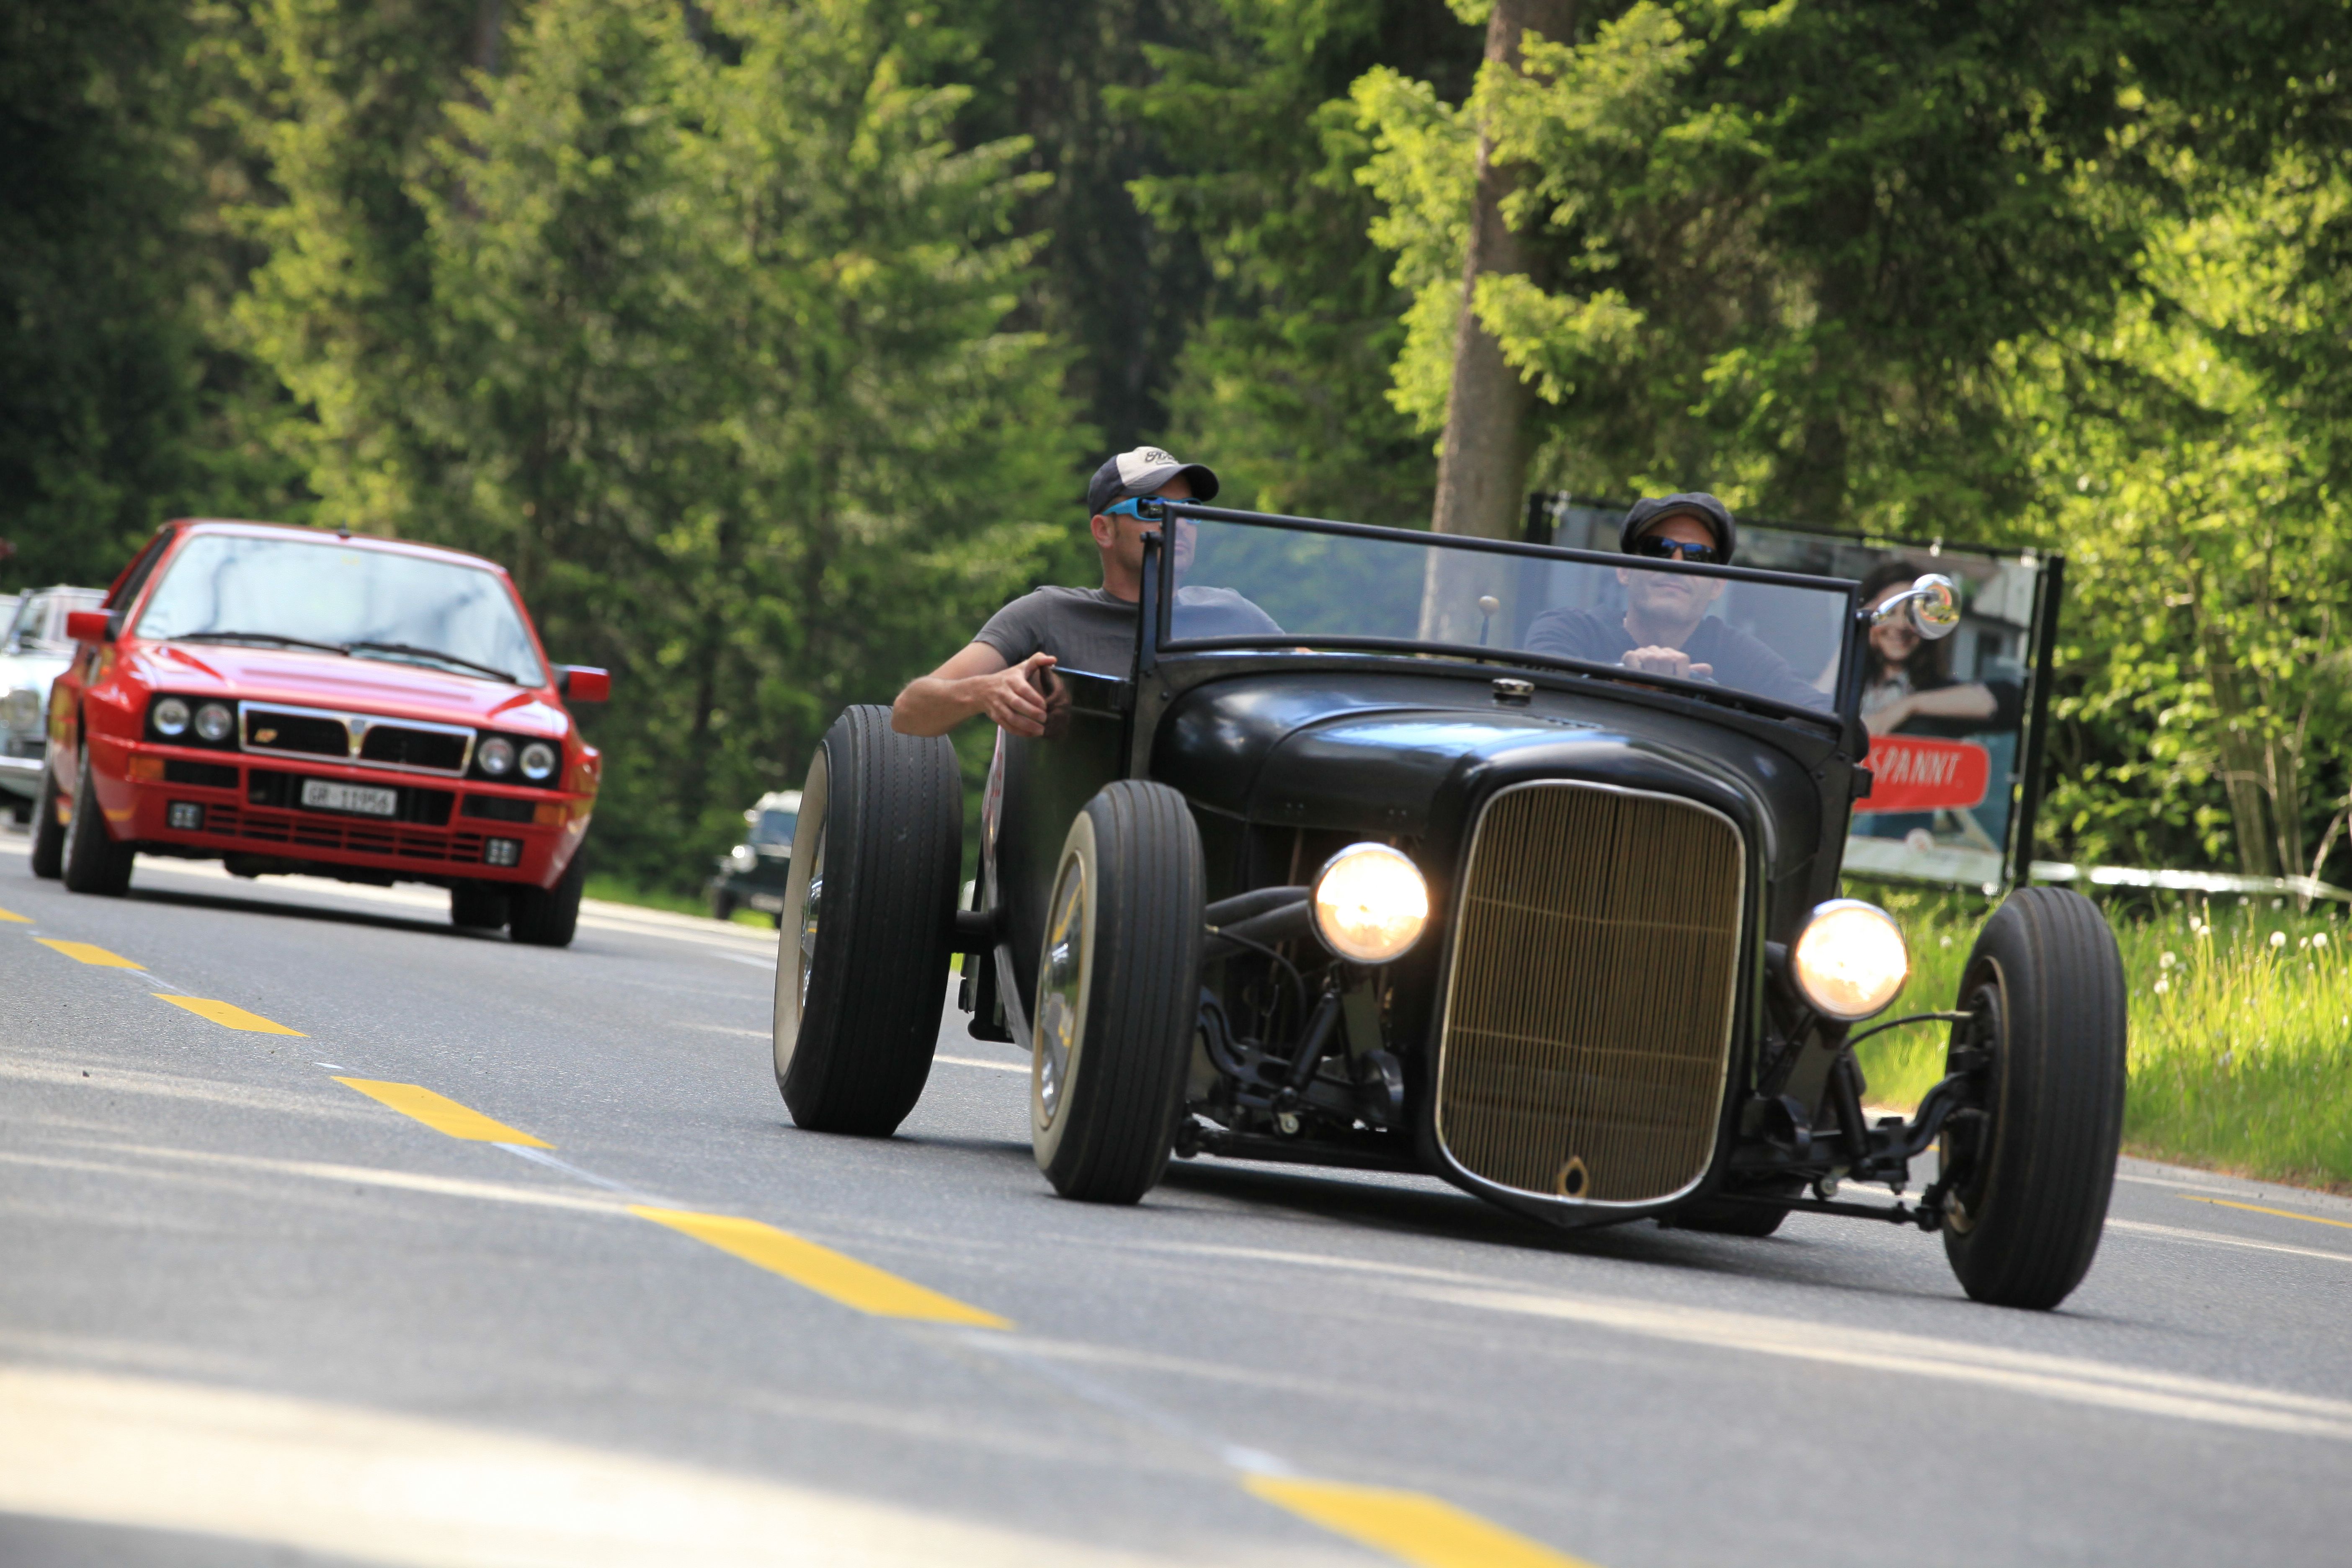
[28,519,609,946]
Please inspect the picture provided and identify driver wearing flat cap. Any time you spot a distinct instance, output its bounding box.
[1523,493,1828,711]
[893,446,1282,738]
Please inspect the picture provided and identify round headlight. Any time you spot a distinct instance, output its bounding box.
[2,688,38,735]
[194,702,234,743]
[478,737,515,776]
[152,696,191,736]
[519,740,557,781]
[730,844,757,872]
[1790,900,1910,1020]
[1311,843,1430,964]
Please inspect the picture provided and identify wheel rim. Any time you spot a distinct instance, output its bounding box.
[796,826,825,1012]
[1034,857,1088,1127]
[1941,975,2004,1234]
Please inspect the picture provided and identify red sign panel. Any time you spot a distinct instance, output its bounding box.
[1859,735,1991,814]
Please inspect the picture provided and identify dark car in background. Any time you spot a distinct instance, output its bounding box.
[769,498,2128,1313]
[708,789,798,924]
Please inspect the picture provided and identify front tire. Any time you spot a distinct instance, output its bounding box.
[1032,781,1205,1204]
[509,836,587,947]
[60,747,134,896]
[773,706,961,1135]
[450,883,511,931]
[1940,887,2127,1310]
[29,758,66,879]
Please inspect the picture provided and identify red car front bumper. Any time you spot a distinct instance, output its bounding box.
[91,737,591,889]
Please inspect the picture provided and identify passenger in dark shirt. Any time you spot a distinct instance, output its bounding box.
[894,446,1276,736]
[1521,492,1829,712]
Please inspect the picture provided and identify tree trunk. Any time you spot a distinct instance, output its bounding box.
[2200,620,2278,877]
[1429,0,1573,544]
[1419,0,1572,645]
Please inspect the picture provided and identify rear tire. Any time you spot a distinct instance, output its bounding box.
[1031,781,1205,1204]
[451,883,511,931]
[1940,887,2126,1310]
[710,889,740,923]
[772,706,961,1135]
[29,758,66,879]
[60,747,134,896]
[509,837,587,947]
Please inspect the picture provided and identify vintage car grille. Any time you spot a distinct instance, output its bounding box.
[1435,781,1744,1206]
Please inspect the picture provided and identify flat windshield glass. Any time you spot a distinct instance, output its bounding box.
[135,534,545,686]
[752,809,797,846]
[1165,516,1848,714]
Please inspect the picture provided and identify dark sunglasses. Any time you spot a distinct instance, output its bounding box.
[1632,535,1720,565]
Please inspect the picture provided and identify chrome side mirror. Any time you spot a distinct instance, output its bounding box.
[1872,573,1960,640]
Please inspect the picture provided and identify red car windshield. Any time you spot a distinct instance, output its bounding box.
[134,533,546,688]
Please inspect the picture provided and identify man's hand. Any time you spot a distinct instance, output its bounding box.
[1621,645,1713,682]
[973,652,1057,736]
[893,644,1059,737]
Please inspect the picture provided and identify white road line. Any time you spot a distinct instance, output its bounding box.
[714,953,776,970]
[497,1142,669,1202]
[2109,1218,2352,1265]
[1414,1284,2352,1442]
[935,1055,1027,1074]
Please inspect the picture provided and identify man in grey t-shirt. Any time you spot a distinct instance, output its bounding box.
[893,446,1280,737]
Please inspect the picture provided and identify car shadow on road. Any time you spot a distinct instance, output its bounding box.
[124,885,487,941]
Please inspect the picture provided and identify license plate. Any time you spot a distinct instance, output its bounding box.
[300,779,398,818]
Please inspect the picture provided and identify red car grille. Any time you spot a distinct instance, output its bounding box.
[197,802,486,864]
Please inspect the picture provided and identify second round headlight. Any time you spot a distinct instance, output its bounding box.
[1790,899,1910,1020]
[519,740,557,781]
[477,737,515,775]
[194,702,234,743]
[1311,843,1429,964]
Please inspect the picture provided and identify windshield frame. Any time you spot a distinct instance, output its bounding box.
[1139,500,1866,727]
[127,527,550,689]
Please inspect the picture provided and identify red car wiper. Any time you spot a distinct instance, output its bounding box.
[175,630,349,656]
[344,640,520,684]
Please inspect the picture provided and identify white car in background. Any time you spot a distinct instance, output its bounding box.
[0,585,106,822]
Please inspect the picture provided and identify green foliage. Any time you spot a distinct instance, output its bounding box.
[0,0,203,587]
[1854,892,2352,1191]
[1124,0,1480,524]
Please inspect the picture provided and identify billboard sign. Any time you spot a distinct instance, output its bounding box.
[1530,495,2061,892]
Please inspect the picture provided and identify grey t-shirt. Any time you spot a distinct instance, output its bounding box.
[973,585,1282,677]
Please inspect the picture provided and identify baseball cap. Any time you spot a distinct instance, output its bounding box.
[1619,492,1736,563]
[1087,446,1220,516]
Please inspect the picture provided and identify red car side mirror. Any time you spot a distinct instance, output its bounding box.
[559,666,611,704]
[65,609,112,643]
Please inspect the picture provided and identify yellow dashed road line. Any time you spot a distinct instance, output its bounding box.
[334,1078,549,1148]
[2184,1195,2352,1233]
[631,1207,1011,1329]
[35,938,143,968]
[0,907,29,923]
[1246,1475,1598,1568]
[155,995,306,1035]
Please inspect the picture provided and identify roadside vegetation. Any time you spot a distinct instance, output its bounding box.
[1855,887,2352,1191]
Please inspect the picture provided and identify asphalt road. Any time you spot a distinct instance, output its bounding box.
[5,825,2352,1568]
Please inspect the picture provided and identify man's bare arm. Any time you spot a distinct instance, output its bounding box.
[892,644,1057,737]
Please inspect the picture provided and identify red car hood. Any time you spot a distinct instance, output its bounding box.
[130,641,570,737]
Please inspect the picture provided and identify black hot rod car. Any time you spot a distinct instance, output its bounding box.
[769,502,2126,1311]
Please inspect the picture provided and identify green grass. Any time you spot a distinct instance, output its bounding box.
[1847,882,2352,1192]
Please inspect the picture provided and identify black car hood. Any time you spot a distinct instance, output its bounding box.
[1151,668,1830,885]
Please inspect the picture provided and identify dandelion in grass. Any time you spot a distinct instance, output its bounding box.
[2153,978,2169,995]
[2315,933,2329,949]
[2160,951,2177,969]
[2270,930,2288,949]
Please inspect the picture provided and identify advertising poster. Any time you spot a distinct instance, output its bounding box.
[1532,496,2060,892]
